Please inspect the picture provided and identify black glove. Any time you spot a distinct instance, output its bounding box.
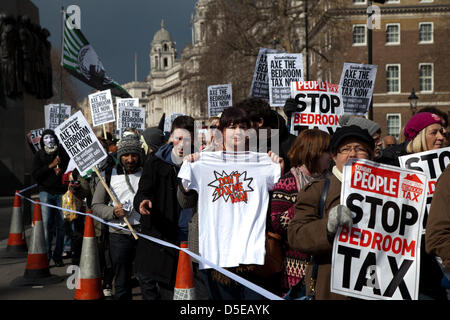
[283,98,298,119]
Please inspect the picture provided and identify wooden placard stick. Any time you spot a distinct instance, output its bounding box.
[103,124,107,140]
[93,166,139,240]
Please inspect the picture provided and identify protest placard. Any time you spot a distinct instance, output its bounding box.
[339,63,378,116]
[55,111,107,176]
[164,113,185,134]
[399,146,450,231]
[267,53,304,107]
[116,98,145,138]
[30,128,45,152]
[249,48,283,100]
[208,84,232,117]
[289,81,343,135]
[331,159,427,300]
[44,104,71,130]
[88,89,115,127]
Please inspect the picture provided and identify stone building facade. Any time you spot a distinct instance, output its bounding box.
[116,0,211,129]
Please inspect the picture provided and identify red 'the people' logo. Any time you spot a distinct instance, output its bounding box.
[351,163,400,197]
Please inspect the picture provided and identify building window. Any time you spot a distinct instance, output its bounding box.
[200,22,205,40]
[386,64,401,93]
[385,23,400,45]
[164,58,168,68]
[419,63,433,92]
[419,22,433,43]
[141,91,146,98]
[386,114,401,139]
[352,24,366,46]
[353,0,366,4]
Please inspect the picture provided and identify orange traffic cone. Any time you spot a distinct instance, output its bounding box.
[74,211,103,300]
[0,191,27,258]
[173,241,196,300]
[11,201,62,286]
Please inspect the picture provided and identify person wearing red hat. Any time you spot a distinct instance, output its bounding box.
[378,110,448,167]
[404,112,446,153]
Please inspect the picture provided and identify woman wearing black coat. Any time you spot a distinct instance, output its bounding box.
[31,129,70,266]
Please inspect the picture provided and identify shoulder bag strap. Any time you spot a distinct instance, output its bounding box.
[311,177,330,282]
[318,176,330,219]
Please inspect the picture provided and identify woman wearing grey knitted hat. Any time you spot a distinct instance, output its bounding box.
[338,115,383,158]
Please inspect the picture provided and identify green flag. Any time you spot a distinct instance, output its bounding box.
[61,12,131,98]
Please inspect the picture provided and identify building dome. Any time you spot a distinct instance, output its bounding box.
[152,20,173,44]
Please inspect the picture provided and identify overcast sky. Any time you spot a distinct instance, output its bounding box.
[31,0,197,101]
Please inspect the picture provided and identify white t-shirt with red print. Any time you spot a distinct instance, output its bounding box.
[178,151,281,269]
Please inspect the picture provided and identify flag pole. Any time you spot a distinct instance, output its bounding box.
[134,52,137,82]
[59,6,65,127]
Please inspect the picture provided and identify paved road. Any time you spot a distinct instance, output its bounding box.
[0,196,143,300]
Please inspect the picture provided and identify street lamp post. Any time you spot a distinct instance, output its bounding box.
[368,0,386,120]
[408,88,419,115]
[368,0,373,120]
[304,0,309,81]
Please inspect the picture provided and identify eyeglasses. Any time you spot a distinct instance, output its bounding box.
[338,146,369,155]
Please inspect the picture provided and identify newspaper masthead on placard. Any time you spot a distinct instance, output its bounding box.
[330,159,427,300]
[249,48,284,100]
[339,63,378,116]
[55,111,108,176]
[208,84,232,117]
[116,98,145,138]
[290,81,343,135]
[88,89,116,127]
[45,104,72,130]
[399,146,450,232]
[267,53,304,107]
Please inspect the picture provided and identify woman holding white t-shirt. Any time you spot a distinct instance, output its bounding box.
[178,106,284,300]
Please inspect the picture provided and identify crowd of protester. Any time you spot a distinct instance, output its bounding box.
[27,98,450,300]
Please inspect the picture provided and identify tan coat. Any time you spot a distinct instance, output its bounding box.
[426,164,450,269]
[287,173,349,300]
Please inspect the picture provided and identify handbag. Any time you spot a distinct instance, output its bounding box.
[283,177,330,300]
[253,231,284,277]
[62,189,82,222]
